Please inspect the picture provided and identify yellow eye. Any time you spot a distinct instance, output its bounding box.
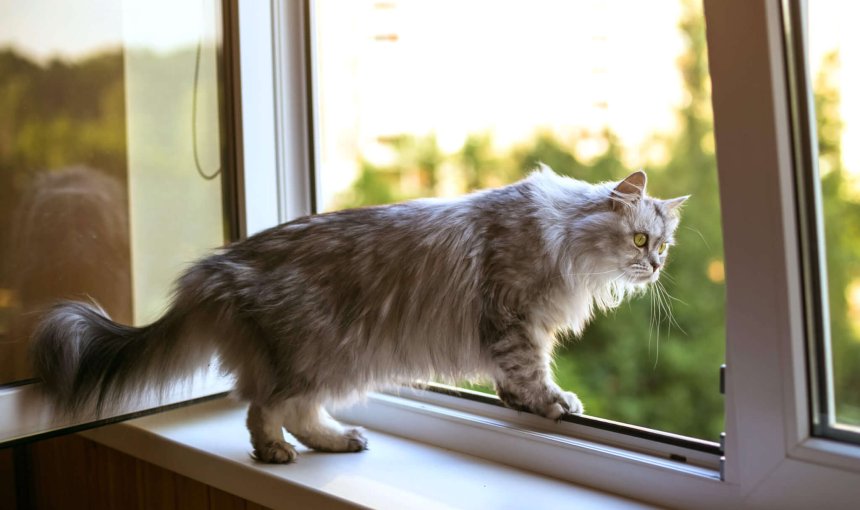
[658,242,668,254]
[633,233,648,248]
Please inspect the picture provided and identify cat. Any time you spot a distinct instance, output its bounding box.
[30,165,687,463]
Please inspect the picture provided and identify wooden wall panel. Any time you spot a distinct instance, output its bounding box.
[0,448,16,510]
[174,472,210,509]
[209,488,249,510]
[11,435,272,510]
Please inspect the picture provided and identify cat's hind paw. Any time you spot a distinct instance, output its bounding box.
[252,440,299,464]
[294,427,369,453]
[344,428,369,452]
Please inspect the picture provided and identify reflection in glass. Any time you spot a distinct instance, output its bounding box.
[314,0,725,440]
[0,0,227,385]
[808,0,860,430]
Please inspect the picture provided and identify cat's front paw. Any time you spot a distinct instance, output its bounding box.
[497,383,585,420]
[542,389,584,421]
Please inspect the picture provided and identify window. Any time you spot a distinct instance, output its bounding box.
[0,0,238,440]
[792,0,860,441]
[311,0,726,443]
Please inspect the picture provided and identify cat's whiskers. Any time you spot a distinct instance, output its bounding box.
[649,283,664,368]
[646,275,687,369]
[659,269,676,283]
[683,225,711,251]
[660,284,687,335]
[648,283,656,359]
[657,281,685,334]
[660,289,688,306]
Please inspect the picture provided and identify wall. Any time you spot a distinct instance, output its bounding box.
[3,435,269,510]
[0,448,15,509]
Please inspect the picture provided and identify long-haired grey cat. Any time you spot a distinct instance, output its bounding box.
[31,166,687,463]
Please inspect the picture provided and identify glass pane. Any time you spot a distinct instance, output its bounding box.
[808,0,860,430]
[314,0,725,440]
[0,0,228,385]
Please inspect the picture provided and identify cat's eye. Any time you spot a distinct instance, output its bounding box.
[633,233,648,248]
[658,242,668,254]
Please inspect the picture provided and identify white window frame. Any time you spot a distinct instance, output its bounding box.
[250,0,860,507]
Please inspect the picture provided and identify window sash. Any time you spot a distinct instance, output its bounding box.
[303,0,726,456]
[0,0,245,447]
[303,0,725,458]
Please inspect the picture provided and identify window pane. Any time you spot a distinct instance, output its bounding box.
[808,0,860,431]
[0,0,229,385]
[313,0,725,440]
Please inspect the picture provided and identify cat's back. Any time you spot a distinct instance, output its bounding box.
[237,193,496,262]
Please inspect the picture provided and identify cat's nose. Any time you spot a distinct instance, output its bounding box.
[650,261,662,272]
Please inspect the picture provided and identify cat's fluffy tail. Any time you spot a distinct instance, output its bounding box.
[30,299,214,415]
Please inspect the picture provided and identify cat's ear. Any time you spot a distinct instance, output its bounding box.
[664,195,690,213]
[611,171,647,210]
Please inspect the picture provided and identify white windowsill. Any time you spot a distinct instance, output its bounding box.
[80,397,656,510]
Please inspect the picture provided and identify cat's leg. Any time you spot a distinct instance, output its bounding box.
[490,325,584,420]
[247,401,299,463]
[282,396,368,453]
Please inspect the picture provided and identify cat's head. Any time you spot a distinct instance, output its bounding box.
[605,171,688,287]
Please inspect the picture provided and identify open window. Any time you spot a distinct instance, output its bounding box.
[0,0,240,445]
[310,0,725,460]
